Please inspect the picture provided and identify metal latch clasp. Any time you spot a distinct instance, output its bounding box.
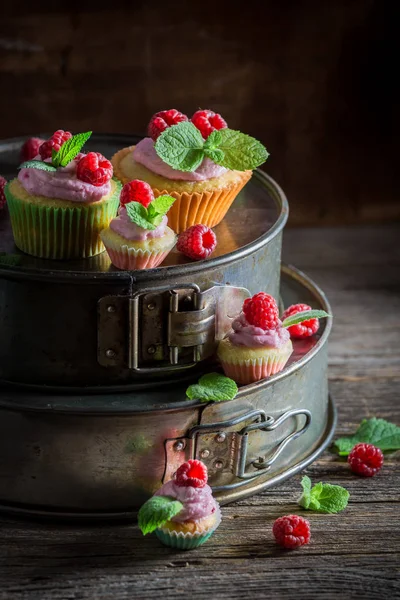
[98,283,250,370]
[164,408,312,491]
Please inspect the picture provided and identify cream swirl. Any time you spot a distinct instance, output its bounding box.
[110,207,168,241]
[154,480,219,523]
[133,137,228,181]
[229,313,290,349]
[18,155,111,203]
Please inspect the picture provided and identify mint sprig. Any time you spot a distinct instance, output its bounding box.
[155,122,268,173]
[186,372,238,402]
[299,475,350,514]
[18,160,56,173]
[52,131,92,168]
[125,194,176,230]
[138,495,183,535]
[281,309,331,329]
[333,418,400,456]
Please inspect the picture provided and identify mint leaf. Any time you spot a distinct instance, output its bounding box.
[155,122,205,172]
[204,130,223,150]
[18,160,56,173]
[125,201,156,230]
[186,372,238,402]
[204,148,225,164]
[52,131,92,168]
[282,309,331,329]
[150,195,176,217]
[299,476,349,514]
[138,495,183,535]
[334,418,400,456]
[0,253,22,267]
[209,128,269,171]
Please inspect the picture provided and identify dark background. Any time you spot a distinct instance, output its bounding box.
[0,0,398,226]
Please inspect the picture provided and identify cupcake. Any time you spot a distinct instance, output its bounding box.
[5,130,120,259]
[112,109,269,233]
[100,179,176,270]
[217,292,293,385]
[138,459,221,550]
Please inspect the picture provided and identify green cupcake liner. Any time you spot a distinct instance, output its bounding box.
[5,180,121,260]
[155,527,216,550]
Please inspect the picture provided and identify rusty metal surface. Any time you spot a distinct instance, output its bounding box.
[0,265,334,517]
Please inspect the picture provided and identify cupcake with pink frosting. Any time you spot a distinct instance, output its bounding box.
[5,130,120,259]
[138,459,221,550]
[217,292,293,385]
[112,109,268,233]
[100,179,176,270]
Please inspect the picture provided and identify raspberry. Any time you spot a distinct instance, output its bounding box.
[273,515,311,549]
[148,109,188,141]
[120,180,154,208]
[175,460,208,488]
[20,137,45,162]
[348,443,384,477]
[177,224,217,260]
[191,109,228,139]
[281,303,319,338]
[243,292,279,330]
[76,152,113,186]
[39,130,72,160]
[0,176,7,210]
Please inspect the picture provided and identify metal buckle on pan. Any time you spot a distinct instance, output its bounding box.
[98,283,250,371]
[164,408,312,491]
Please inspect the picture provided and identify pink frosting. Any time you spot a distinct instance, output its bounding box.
[133,137,228,181]
[110,207,168,241]
[18,155,111,203]
[229,313,290,349]
[154,480,219,523]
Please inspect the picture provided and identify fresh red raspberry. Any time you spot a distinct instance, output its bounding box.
[191,109,228,139]
[148,109,188,141]
[39,130,72,160]
[20,137,45,162]
[120,180,154,208]
[0,176,7,210]
[175,460,208,488]
[243,292,279,330]
[273,515,311,549]
[348,443,384,477]
[177,224,217,260]
[281,303,319,338]
[76,152,113,186]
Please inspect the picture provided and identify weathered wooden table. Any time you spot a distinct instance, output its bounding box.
[1,225,399,600]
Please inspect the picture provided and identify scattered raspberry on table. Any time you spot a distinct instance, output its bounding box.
[177,224,217,260]
[0,176,7,210]
[348,443,384,477]
[273,514,311,549]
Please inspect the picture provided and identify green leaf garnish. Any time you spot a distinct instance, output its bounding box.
[186,372,238,402]
[154,122,269,172]
[0,253,22,267]
[124,194,176,230]
[299,475,349,514]
[333,418,400,456]
[52,131,92,168]
[138,495,183,535]
[281,309,331,329]
[205,128,269,171]
[155,122,204,172]
[18,160,57,173]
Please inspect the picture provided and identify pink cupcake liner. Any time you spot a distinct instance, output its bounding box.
[106,247,170,270]
[220,355,290,385]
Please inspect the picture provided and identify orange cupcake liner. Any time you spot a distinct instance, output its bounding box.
[112,146,252,233]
